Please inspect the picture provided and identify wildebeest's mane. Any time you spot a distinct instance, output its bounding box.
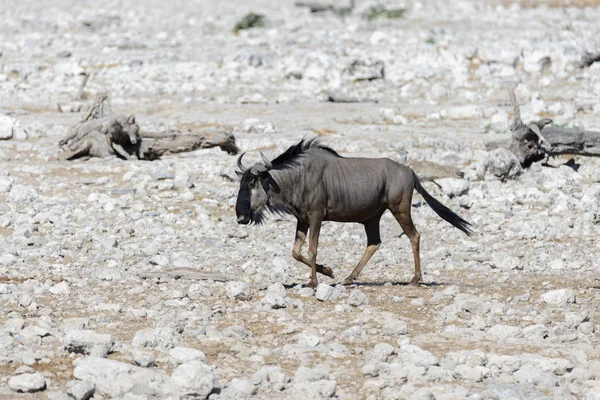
[271,138,340,169]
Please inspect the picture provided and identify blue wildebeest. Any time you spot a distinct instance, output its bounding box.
[235,139,472,288]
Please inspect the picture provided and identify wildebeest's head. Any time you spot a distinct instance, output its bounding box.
[235,152,277,225]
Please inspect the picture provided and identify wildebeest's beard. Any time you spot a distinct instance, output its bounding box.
[236,172,269,225]
[235,177,252,224]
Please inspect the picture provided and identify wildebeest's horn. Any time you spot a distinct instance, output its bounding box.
[260,152,273,169]
[237,152,247,172]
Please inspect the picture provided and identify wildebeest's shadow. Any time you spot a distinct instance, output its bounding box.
[285,281,445,289]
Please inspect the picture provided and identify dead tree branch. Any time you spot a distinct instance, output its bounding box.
[58,94,239,161]
[487,91,600,167]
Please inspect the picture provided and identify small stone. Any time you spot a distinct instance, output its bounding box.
[382,319,409,336]
[169,361,220,399]
[410,298,427,307]
[483,148,522,180]
[396,344,438,367]
[297,287,315,297]
[63,330,115,358]
[261,282,287,309]
[8,373,47,393]
[541,288,576,305]
[92,267,122,281]
[226,281,252,301]
[131,327,176,350]
[66,380,95,400]
[436,178,470,198]
[133,350,155,367]
[18,293,33,307]
[347,289,369,307]
[49,281,70,295]
[514,363,558,388]
[453,364,483,382]
[169,346,208,365]
[488,324,523,340]
[316,283,340,301]
[296,332,321,347]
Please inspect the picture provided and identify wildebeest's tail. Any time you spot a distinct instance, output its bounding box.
[413,172,473,236]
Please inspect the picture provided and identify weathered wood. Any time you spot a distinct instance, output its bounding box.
[540,126,600,157]
[580,52,600,68]
[58,94,240,161]
[490,91,600,167]
[295,1,334,12]
[138,129,240,160]
[408,159,464,181]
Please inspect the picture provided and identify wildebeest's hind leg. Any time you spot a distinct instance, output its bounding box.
[391,205,422,286]
[342,217,382,285]
[292,220,334,279]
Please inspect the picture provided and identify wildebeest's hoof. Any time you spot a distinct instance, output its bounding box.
[409,277,422,287]
[341,276,355,286]
[307,278,318,289]
[319,265,335,279]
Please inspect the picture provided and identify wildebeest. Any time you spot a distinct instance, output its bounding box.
[235,139,472,288]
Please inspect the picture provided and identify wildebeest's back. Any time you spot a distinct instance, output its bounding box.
[321,156,405,222]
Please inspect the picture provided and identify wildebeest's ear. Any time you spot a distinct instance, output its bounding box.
[127,114,136,124]
[235,170,244,178]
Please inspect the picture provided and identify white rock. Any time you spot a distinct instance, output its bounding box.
[169,360,220,399]
[396,344,438,367]
[251,366,289,391]
[133,350,155,368]
[0,115,26,140]
[261,282,287,309]
[347,289,369,307]
[240,118,275,134]
[225,281,252,301]
[8,373,46,393]
[131,327,177,350]
[92,267,122,281]
[7,185,38,203]
[168,346,208,365]
[436,178,469,198]
[0,177,12,193]
[514,363,558,388]
[73,356,167,398]
[488,324,523,340]
[522,324,549,340]
[483,148,522,180]
[64,330,115,358]
[453,364,483,382]
[541,288,576,305]
[382,319,409,336]
[316,283,340,301]
[50,281,70,295]
[66,380,95,400]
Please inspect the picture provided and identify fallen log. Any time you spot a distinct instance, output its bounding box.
[138,129,240,160]
[486,91,600,167]
[58,94,239,161]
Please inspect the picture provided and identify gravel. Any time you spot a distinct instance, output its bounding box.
[0,0,599,397]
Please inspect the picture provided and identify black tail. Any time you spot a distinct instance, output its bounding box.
[413,173,473,236]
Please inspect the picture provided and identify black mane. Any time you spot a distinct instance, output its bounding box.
[271,138,340,169]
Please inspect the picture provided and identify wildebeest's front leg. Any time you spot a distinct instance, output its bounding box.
[292,220,335,279]
[342,216,382,285]
[306,213,323,289]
